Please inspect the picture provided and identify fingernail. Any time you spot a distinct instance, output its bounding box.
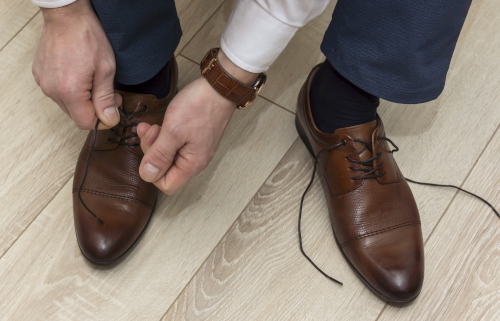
[104,106,119,123]
[143,162,160,181]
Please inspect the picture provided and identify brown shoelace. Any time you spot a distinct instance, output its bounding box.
[77,106,148,226]
[299,137,500,285]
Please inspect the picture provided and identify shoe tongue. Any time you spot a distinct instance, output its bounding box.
[333,120,378,157]
[118,91,158,114]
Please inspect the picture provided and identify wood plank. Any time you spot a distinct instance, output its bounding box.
[2,0,499,319]
[163,141,386,321]
[166,1,500,318]
[180,0,336,112]
[180,0,500,240]
[0,14,87,257]
[377,127,500,321]
[0,0,222,54]
[0,0,232,258]
[0,60,297,319]
[174,0,226,55]
[0,0,38,51]
[377,0,500,239]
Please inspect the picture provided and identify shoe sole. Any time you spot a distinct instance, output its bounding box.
[295,114,420,304]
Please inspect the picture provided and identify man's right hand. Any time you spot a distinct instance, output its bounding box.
[33,0,121,130]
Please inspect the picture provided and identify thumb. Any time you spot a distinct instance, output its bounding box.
[139,126,185,183]
[92,66,121,128]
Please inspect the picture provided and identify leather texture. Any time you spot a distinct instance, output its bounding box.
[296,63,424,303]
[200,48,265,108]
[72,57,178,264]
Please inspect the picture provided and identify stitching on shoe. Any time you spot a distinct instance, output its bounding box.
[72,189,154,209]
[340,221,421,248]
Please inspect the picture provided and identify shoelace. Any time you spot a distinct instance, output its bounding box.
[299,137,500,285]
[77,105,148,226]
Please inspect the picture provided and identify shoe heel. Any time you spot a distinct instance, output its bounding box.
[295,114,315,157]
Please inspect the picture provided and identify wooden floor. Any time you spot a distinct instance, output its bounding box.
[1,0,499,320]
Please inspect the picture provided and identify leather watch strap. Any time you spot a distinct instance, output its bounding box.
[200,48,267,109]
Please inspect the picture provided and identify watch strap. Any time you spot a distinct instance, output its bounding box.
[200,48,266,109]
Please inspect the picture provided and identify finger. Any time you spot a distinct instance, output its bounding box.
[62,85,113,130]
[139,127,185,183]
[137,122,151,140]
[138,123,161,154]
[32,68,40,86]
[92,64,120,128]
[65,97,100,130]
[38,78,71,118]
[154,151,205,195]
[51,96,71,118]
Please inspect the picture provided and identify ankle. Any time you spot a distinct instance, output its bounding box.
[115,59,171,99]
[309,60,379,133]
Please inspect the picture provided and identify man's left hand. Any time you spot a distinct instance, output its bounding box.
[138,50,259,195]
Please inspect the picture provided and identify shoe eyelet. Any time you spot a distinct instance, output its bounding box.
[141,105,148,111]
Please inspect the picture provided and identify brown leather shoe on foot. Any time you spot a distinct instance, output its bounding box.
[72,57,178,265]
[296,63,424,303]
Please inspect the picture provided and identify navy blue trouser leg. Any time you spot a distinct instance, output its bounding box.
[91,0,182,85]
[321,0,472,104]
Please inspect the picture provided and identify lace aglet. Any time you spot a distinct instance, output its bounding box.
[328,277,343,286]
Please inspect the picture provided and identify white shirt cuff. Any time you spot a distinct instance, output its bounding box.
[31,0,77,9]
[221,0,299,73]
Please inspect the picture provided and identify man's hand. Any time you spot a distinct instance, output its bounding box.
[33,0,121,130]
[137,50,259,195]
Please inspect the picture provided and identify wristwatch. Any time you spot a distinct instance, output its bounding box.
[200,48,267,109]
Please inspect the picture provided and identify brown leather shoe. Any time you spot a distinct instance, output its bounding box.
[72,57,178,265]
[296,63,424,303]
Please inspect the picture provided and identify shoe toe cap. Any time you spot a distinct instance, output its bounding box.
[73,192,153,264]
[343,224,424,303]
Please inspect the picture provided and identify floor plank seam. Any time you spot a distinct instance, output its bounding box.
[178,53,201,66]
[259,95,295,115]
[374,304,389,321]
[157,138,300,321]
[176,0,227,55]
[0,10,40,54]
[0,174,73,261]
[423,123,499,245]
[375,123,500,320]
[179,53,295,115]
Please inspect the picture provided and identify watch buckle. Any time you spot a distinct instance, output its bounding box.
[237,73,267,109]
[202,57,217,75]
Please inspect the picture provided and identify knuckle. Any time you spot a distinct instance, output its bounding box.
[76,123,93,130]
[74,122,88,130]
[56,83,73,98]
[74,116,95,130]
[40,86,50,97]
[192,157,210,172]
[166,124,184,140]
[100,64,115,77]
[39,81,53,97]
[32,68,39,83]
[158,186,172,195]
[149,148,172,167]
